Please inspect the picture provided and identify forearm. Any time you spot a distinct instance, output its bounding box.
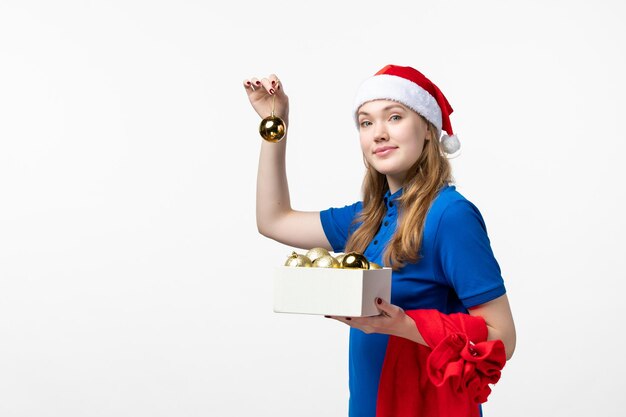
[404,310,516,361]
[402,302,515,361]
[253,121,330,250]
[256,131,292,238]
[400,313,427,345]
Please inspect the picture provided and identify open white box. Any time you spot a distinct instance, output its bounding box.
[273,266,392,317]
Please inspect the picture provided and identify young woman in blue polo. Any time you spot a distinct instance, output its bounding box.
[243,65,516,417]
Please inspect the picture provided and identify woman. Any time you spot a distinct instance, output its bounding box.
[244,64,516,417]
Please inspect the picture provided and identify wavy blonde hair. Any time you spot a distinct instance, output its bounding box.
[344,118,454,270]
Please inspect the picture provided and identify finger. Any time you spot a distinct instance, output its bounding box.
[326,315,353,324]
[243,78,254,90]
[250,77,261,89]
[375,297,397,317]
[268,73,281,91]
[260,77,274,95]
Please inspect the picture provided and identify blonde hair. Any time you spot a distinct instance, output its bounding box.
[344,119,453,270]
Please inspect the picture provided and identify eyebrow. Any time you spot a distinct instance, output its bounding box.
[357,104,406,116]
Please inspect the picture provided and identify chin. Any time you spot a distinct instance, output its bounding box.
[372,164,405,177]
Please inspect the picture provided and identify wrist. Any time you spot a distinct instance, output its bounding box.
[402,313,423,344]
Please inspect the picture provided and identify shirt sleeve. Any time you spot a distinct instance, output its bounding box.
[434,200,506,308]
[319,202,363,253]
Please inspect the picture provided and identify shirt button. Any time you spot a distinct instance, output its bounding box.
[389,202,394,207]
[384,221,389,226]
[373,240,378,245]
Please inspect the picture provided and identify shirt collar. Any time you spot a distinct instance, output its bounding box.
[382,183,451,208]
[383,188,403,210]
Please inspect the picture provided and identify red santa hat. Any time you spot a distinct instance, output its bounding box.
[353,65,460,155]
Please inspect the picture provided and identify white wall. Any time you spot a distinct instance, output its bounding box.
[1,1,625,416]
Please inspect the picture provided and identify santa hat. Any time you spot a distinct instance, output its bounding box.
[353,65,460,155]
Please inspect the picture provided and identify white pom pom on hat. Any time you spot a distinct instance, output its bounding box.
[353,65,461,156]
[441,134,460,154]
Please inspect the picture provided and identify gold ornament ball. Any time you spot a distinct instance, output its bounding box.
[369,262,382,270]
[335,253,346,265]
[305,247,331,263]
[312,254,340,268]
[259,115,286,143]
[341,252,370,269]
[284,251,312,267]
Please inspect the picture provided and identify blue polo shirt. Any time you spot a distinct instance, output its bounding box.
[320,185,506,417]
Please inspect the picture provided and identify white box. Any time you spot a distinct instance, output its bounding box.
[273,266,392,317]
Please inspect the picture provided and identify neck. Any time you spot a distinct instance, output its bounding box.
[386,175,404,194]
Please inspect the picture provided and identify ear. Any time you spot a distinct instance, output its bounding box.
[423,119,432,141]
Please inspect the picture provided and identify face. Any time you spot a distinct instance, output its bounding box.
[357,100,430,192]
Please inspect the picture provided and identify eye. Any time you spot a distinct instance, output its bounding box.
[360,120,372,128]
[390,114,401,121]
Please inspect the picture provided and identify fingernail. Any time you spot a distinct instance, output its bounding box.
[271,80,276,86]
[345,317,351,321]
[255,81,261,86]
[269,88,274,94]
[376,297,382,305]
[324,315,330,318]
[246,81,251,86]
[277,85,281,90]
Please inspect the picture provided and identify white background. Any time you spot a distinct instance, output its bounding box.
[1,1,625,416]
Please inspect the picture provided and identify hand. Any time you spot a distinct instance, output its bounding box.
[327,298,420,341]
[243,74,289,122]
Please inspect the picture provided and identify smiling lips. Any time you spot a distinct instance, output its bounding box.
[374,146,398,156]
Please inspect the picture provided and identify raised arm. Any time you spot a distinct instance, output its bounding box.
[244,74,331,250]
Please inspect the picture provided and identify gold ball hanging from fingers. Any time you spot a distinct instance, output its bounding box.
[259,93,286,143]
[259,115,286,143]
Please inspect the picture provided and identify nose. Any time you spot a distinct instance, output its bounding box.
[373,123,389,142]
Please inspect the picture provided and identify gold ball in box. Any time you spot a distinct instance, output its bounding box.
[312,254,340,268]
[341,252,370,269]
[284,251,312,267]
[283,249,376,270]
[305,247,331,263]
